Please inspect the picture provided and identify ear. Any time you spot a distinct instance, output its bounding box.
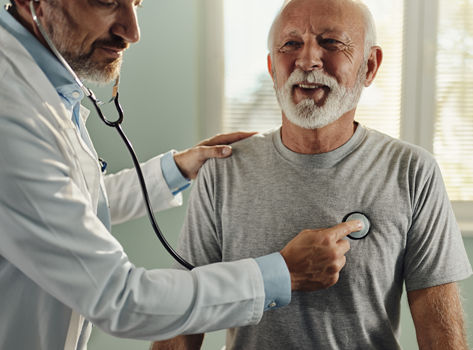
[13,0,42,17]
[10,0,46,44]
[267,53,275,80]
[13,0,36,9]
[363,46,383,87]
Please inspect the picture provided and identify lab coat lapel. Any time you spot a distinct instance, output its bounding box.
[3,24,103,214]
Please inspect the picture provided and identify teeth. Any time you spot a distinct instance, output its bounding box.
[298,84,318,89]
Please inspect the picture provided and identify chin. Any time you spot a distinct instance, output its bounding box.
[81,61,122,84]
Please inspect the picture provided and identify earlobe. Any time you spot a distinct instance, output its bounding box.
[364,46,383,87]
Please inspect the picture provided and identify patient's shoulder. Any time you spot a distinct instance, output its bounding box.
[204,127,279,172]
[230,127,279,153]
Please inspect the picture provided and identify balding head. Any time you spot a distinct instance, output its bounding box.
[268,0,376,60]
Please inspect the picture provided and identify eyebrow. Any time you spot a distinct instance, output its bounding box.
[281,28,351,41]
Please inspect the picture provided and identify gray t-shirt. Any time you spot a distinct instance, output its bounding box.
[178,125,472,349]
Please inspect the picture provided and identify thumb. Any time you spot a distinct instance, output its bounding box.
[200,145,233,159]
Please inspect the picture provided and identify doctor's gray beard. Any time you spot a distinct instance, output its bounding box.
[41,3,122,84]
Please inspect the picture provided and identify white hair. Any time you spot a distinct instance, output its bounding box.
[268,0,377,60]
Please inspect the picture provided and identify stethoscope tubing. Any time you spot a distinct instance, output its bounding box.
[89,93,195,270]
[30,0,194,270]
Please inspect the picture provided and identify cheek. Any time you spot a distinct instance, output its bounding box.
[326,49,366,86]
[325,59,360,88]
[273,58,293,88]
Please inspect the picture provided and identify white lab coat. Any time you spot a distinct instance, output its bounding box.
[0,26,264,350]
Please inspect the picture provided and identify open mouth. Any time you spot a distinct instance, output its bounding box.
[293,83,330,104]
[296,83,327,90]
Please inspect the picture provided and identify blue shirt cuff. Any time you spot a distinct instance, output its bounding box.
[255,252,291,311]
[160,151,191,195]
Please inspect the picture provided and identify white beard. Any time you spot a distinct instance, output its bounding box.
[275,66,366,129]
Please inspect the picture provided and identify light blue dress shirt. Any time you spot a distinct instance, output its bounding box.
[0,6,290,312]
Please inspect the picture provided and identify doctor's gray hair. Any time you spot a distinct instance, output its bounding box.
[267,0,377,61]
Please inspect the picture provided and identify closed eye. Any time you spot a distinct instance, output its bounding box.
[280,40,302,52]
[94,0,119,8]
[319,38,346,50]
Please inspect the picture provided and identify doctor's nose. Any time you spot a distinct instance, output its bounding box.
[111,4,141,44]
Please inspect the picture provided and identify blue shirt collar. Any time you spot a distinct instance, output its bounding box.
[0,6,84,110]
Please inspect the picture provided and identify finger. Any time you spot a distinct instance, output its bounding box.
[333,220,363,240]
[198,145,233,159]
[328,255,347,275]
[338,238,350,254]
[198,131,258,146]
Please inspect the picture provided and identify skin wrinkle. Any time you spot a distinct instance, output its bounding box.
[338,38,355,63]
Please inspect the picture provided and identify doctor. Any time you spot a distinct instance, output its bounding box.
[0,0,363,349]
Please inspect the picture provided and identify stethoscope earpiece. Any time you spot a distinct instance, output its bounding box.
[343,212,371,240]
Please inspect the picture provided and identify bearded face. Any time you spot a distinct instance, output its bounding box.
[38,0,137,84]
[274,63,367,129]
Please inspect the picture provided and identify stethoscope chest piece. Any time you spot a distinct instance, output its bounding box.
[343,212,371,240]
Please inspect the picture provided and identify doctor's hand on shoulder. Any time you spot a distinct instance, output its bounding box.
[173,131,257,179]
[281,220,362,291]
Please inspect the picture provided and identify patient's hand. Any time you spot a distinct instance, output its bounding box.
[280,220,361,291]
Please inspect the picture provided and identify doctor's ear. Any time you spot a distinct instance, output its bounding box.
[13,0,40,8]
[12,0,42,16]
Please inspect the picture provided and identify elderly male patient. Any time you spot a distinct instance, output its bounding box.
[153,0,472,349]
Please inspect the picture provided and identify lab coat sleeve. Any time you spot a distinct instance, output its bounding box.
[0,66,265,341]
[104,155,182,225]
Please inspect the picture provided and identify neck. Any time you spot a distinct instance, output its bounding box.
[280,112,357,154]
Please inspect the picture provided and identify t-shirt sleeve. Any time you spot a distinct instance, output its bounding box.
[403,157,472,291]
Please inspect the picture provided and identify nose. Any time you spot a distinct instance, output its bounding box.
[111,4,141,44]
[295,41,323,72]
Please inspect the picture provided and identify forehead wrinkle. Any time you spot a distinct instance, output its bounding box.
[279,26,353,44]
[269,0,366,56]
[282,0,364,39]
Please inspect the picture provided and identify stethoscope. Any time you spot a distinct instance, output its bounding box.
[29,0,195,270]
[343,212,371,240]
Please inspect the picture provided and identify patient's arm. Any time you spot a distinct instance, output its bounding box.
[151,334,204,350]
[408,282,468,350]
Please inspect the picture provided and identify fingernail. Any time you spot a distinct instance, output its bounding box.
[222,146,231,155]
